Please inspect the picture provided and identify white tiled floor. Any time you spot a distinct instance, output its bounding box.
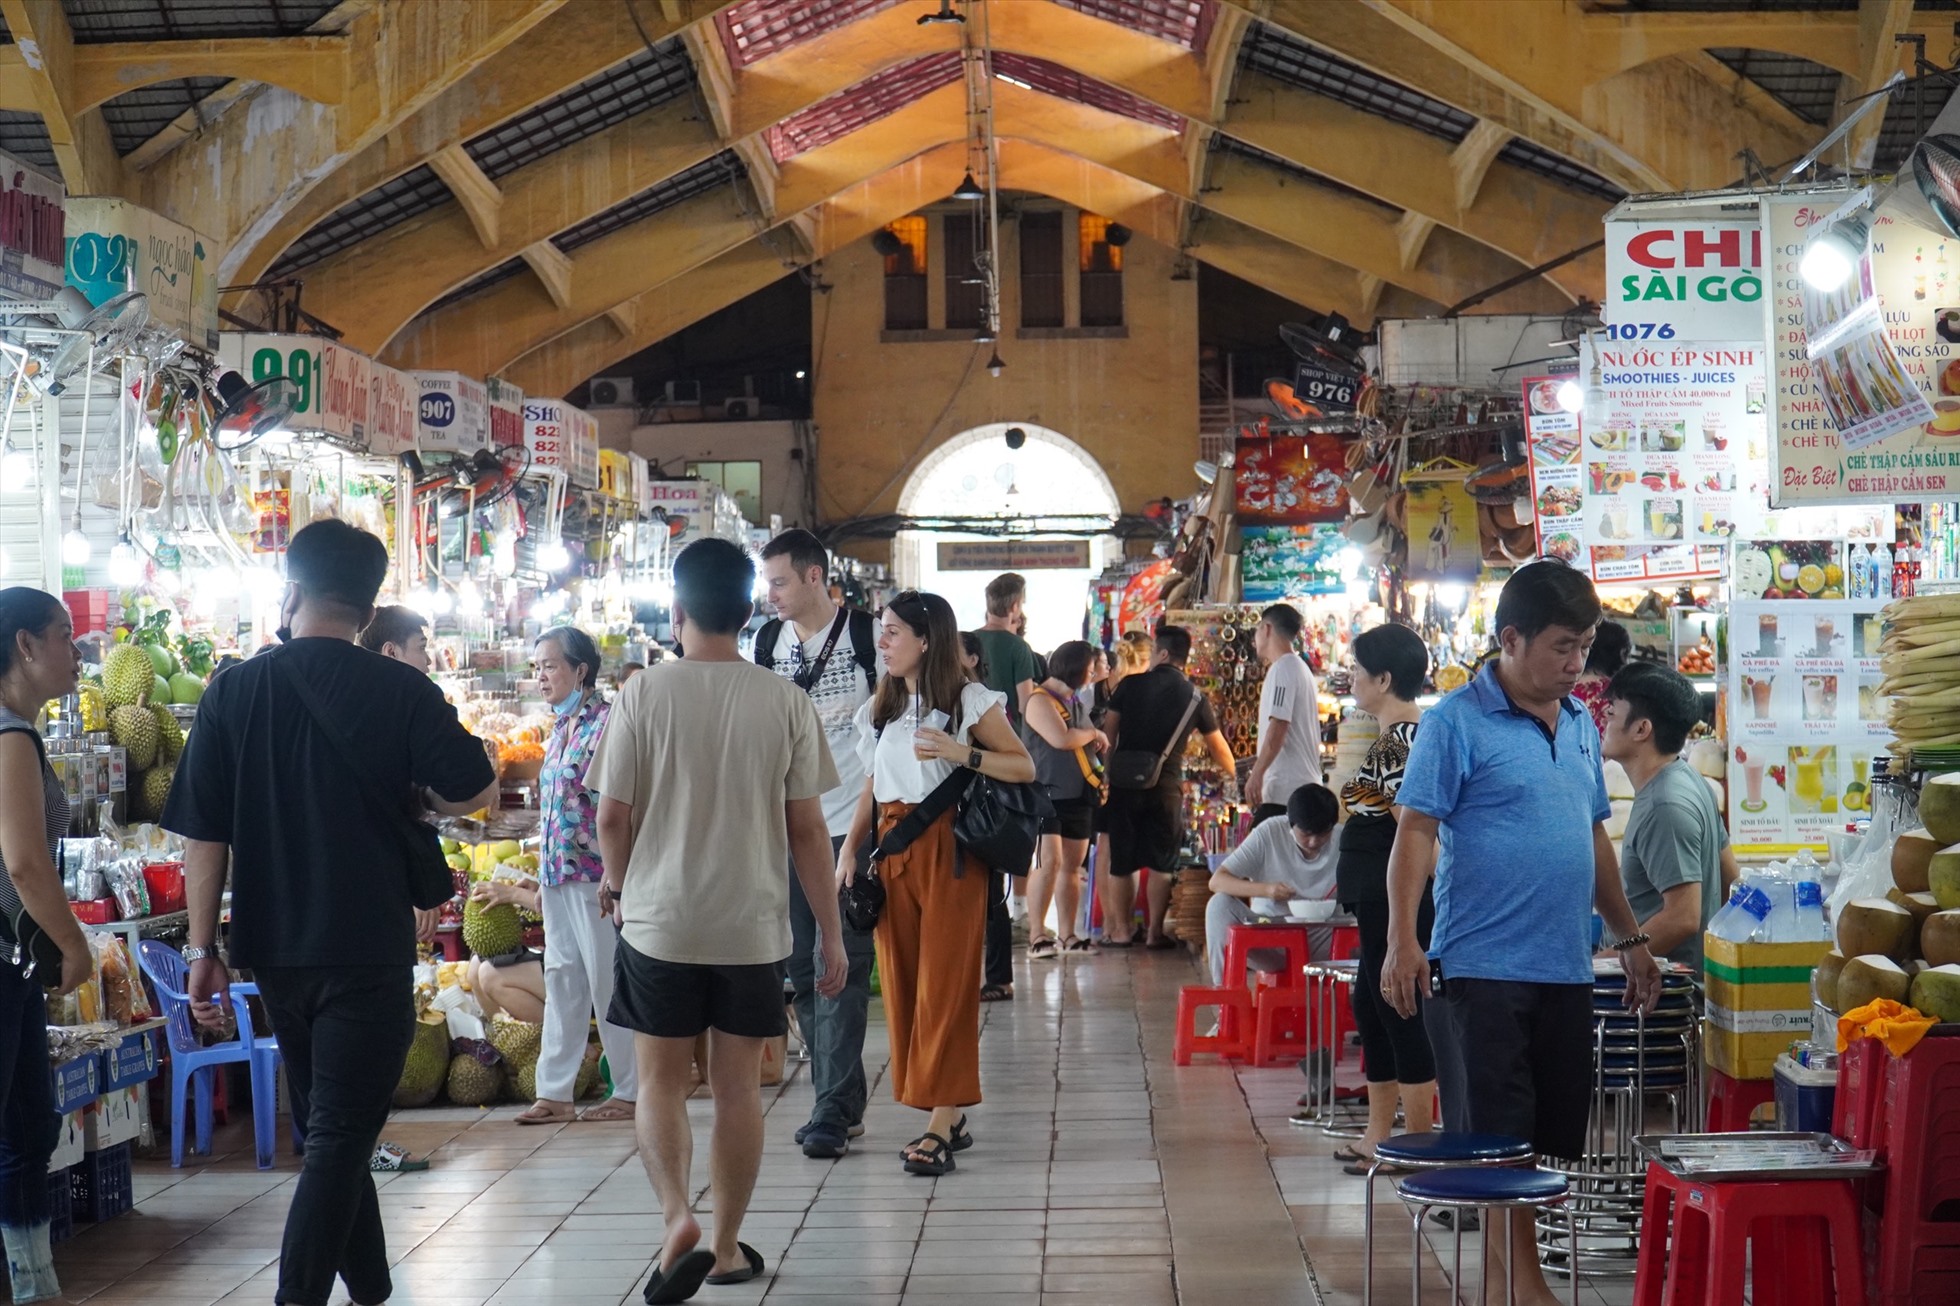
[50,943,1642,1305]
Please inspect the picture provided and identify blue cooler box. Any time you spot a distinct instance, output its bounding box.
[1773,1052,1836,1132]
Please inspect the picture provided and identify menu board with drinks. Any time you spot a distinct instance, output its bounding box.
[1728,556,1889,850]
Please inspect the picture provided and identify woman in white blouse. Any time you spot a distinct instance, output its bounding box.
[838,591,1034,1176]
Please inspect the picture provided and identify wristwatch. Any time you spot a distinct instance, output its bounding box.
[968,748,983,770]
[182,946,215,963]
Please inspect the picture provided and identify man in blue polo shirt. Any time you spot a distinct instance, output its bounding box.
[1383,561,1660,1306]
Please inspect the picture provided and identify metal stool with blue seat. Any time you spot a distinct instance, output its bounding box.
[1362,1131,1535,1306]
[1392,1166,1580,1306]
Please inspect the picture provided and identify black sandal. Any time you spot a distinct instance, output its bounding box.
[903,1132,956,1176]
[979,983,1013,1002]
[704,1242,765,1286]
[644,1249,716,1304]
[901,1116,973,1158]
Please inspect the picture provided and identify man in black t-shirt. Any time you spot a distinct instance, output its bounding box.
[165,520,497,1306]
[1101,626,1238,947]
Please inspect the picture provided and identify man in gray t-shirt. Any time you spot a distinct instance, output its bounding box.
[1204,785,1339,983]
[1601,665,1736,972]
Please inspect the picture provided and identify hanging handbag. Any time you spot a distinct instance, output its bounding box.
[847,765,969,929]
[0,723,67,985]
[271,649,461,911]
[953,772,1052,877]
[1105,687,1203,790]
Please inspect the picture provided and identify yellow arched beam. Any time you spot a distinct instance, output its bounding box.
[224,3,703,290]
[68,36,351,113]
[298,98,719,354]
[1575,3,1909,82]
[1330,0,1816,192]
[0,0,122,193]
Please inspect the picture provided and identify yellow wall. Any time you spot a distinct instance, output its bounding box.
[812,202,1198,551]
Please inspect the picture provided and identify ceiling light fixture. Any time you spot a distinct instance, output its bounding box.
[987,351,1005,379]
[951,170,986,202]
[918,0,964,24]
[1799,198,1873,293]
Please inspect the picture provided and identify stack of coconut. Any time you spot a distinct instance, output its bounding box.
[1819,783,1960,1021]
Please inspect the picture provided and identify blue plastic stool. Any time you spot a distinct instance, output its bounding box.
[1393,1166,1579,1306]
[137,941,298,1170]
[1362,1132,1535,1306]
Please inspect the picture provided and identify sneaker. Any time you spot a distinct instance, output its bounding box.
[1431,1208,1479,1232]
[802,1122,849,1158]
[847,1121,865,1139]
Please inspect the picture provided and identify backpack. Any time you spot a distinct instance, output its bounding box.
[754,608,878,694]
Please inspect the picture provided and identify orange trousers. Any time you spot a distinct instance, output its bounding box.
[873,802,987,1110]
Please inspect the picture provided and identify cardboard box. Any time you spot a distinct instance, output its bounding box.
[48,1110,83,1173]
[52,1056,99,1114]
[99,1029,160,1092]
[82,1085,142,1150]
[1703,934,1833,1080]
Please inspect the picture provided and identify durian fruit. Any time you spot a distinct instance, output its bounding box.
[150,704,185,762]
[574,1045,603,1100]
[110,705,160,770]
[462,897,523,958]
[489,1015,542,1065]
[137,764,176,820]
[446,1041,504,1106]
[394,1016,449,1108]
[78,685,106,732]
[511,1060,537,1103]
[102,645,156,708]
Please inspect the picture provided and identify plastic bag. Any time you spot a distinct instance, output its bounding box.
[1828,779,1903,935]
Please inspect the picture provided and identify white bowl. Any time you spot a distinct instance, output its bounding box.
[1286,900,1339,923]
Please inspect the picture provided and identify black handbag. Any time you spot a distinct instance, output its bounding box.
[954,774,1052,877]
[0,724,73,986]
[1105,688,1203,790]
[272,649,459,911]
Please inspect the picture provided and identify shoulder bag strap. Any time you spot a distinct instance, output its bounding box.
[867,765,971,864]
[1034,686,1099,788]
[848,608,879,691]
[1155,686,1203,771]
[753,619,783,669]
[793,609,852,693]
[269,648,423,835]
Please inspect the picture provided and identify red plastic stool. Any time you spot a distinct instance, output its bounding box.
[1222,923,1310,991]
[431,926,465,963]
[1704,1068,1775,1131]
[1174,986,1254,1065]
[1868,1028,1960,1303]
[1251,984,1310,1066]
[1830,1037,1886,1149]
[1327,922,1359,961]
[1633,1162,1867,1306]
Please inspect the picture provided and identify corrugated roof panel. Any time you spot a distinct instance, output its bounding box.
[0,114,58,175]
[425,258,527,316]
[62,0,339,43]
[992,52,1182,131]
[551,153,744,255]
[717,0,897,69]
[1708,47,1839,126]
[464,39,696,181]
[1496,138,1627,202]
[1053,0,1213,52]
[100,76,229,155]
[271,166,453,277]
[1210,134,1399,213]
[768,52,962,162]
[1240,23,1473,144]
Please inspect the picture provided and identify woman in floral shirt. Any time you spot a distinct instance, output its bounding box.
[516,626,638,1124]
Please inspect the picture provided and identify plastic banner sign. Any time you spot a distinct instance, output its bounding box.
[411,371,488,455]
[1605,209,1765,342]
[219,333,370,448]
[368,363,415,457]
[485,376,524,449]
[63,197,217,350]
[937,540,1092,571]
[1766,193,1960,504]
[0,154,65,300]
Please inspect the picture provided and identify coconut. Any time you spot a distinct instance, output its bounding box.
[1923,911,1960,968]
[1911,964,1960,1023]
[1838,955,1912,1012]
[1688,738,1725,780]
[1933,846,1960,911]
[1602,759,1635,802]
[1838,898,1917,961]
[1604,798,1633,841]
[1887,889,1942,957]
[1815,950,1848,1013]
[1920,772,1960,845]
[1894,828,1943,894]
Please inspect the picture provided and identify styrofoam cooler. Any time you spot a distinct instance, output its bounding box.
[1773,1051,1836,1132]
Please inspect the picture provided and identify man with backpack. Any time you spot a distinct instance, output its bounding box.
[756,529,879,1158]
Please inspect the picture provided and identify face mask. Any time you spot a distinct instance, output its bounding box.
[550,687,584,716]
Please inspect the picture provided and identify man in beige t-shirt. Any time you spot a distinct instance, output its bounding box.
[590,538,847,1301]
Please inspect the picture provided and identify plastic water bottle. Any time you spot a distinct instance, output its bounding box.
[1759,863,1804,942]
[1788,851,1830,942]
[1710,868,1778,942]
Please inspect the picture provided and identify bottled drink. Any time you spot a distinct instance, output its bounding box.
[1789,850,1830,942]
[1711,867,1780,942]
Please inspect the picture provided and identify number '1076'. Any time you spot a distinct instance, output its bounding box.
[1603,323,1677,340]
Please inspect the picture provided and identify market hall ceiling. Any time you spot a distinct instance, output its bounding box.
[0,0,1922,396]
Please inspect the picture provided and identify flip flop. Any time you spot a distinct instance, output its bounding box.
[1144,937,1178,950]
[368,1142,429,1173]
[644,1249,716,1304]
[979,984,1013,1002]
[1330,1145,1365,1164]
[704,1243,765,1286]
[514,1102,577,1126]
[579,1098,636,1123]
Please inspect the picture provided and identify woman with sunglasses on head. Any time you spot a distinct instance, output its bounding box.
[839,592,1034,1176]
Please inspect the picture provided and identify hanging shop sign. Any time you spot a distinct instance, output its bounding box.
[1292,359,1359,414]
[410,371,488,455]
[1233,433,1348,525]
[218,333,371,449]
[1238,526,1346,602]
[63,197,217,350]
[936,540,1093,571]
[1605,202,1764,342]
[523,398,574,476]
[646,479,746,544]
[485,376,524,449]
[1766,193,1960,504]
[1727,549,1889,851]
[0,154,64,301]
[368,363,415,458]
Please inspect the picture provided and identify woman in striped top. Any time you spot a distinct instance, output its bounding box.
[0,588,92,1304]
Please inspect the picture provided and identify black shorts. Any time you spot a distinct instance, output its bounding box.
[1102,784,1182,877]
[609,937,788,1040]
[1439,977,1592,1162]
[1040,795,1097,841]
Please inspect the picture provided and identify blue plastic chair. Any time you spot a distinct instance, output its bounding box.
[136,940,295,1170]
